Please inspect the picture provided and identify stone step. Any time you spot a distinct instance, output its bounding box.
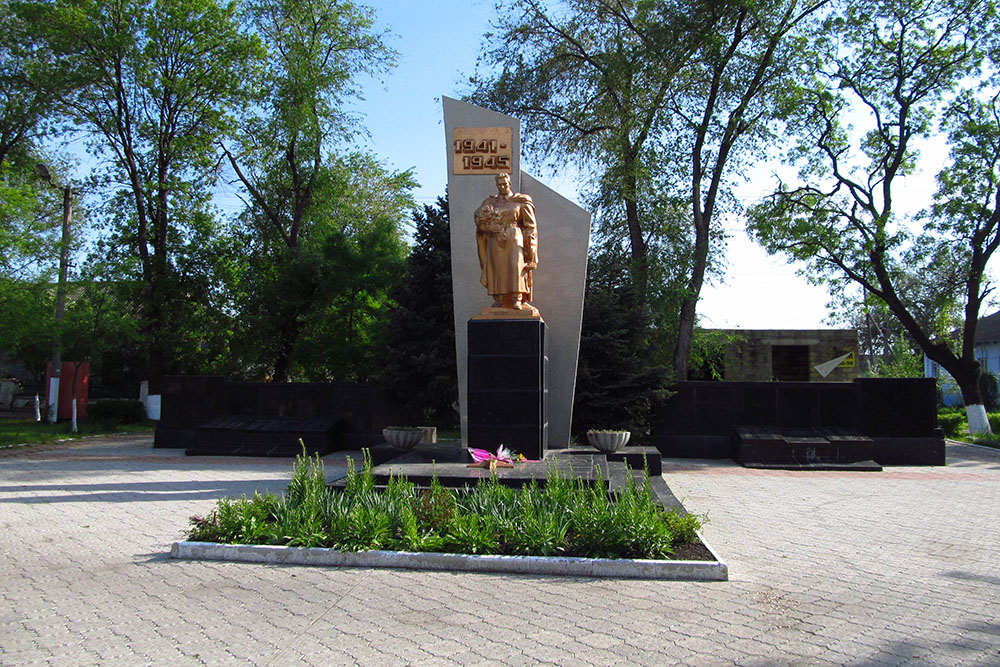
[185,443,313,458]
[184,415,346,457]
[558,445,662,476]
[743,460,883,472]
[735,426,875,465]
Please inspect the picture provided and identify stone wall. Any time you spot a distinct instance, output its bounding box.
[154,375,401,451]
[651,378,944,465]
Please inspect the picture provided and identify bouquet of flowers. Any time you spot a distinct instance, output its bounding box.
[467,444,528,470]
[474,204,506,234]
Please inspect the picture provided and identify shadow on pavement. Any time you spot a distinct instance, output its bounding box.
[944,442,1000,469]
[0,478,291,504]
[942,569,1000,587]
[135,551,174,563]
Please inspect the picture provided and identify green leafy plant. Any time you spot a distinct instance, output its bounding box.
[413,470,455,535]
[937,412,966,438]
[988,412,1000,433]
[187,443,703,560]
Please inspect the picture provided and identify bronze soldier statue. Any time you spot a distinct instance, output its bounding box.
[473,173,539,315]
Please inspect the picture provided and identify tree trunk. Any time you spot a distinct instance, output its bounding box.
[673,298,696,382]
[145,276,166,395]
[874,257,991,435]
[924,343,989,434]
[623,174,648,300]
[673,203,711,381]
[953,360,989,435]
[272,350,291,383]
[272,318,301,383]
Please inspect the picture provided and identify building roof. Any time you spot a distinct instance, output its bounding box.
[976,311,1000,345]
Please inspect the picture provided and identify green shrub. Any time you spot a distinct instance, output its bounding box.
[188,492,282,544]
[987,412,1000,433]
[187,442,702,560]
[88,399,145,425]
[937,412,966,437]
[664,511,702,545]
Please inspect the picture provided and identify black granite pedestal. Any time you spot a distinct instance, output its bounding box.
[467,318,548,461]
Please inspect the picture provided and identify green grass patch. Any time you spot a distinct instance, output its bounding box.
[0,418,155,449]
[188,447,703,560]
[970,431,1000,450]
[934,408,1000,448]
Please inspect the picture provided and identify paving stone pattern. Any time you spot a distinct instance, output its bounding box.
[1,435,998,665]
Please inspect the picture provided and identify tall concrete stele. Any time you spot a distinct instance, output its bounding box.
[443,97,591,451]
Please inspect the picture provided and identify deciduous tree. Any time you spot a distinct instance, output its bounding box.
[0,0,80,167]
[0,277,53,385]
[0,0,82,282]
[749,0,998,431]
[31,0,261,391]
[222,0,410,381]
[0,154,64,280]
[231,154,413,381]
[470,0,829,380]
[667,0,830,380]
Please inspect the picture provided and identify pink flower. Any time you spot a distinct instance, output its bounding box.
[468,447,494,463]
[468,444,524,463]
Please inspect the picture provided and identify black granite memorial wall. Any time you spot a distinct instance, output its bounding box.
[651,378,945,466]
[154,376,400,455]
[467,319,548,460]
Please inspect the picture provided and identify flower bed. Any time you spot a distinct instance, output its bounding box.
[186,449,704,561]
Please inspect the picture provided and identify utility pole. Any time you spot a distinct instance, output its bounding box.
[37,164,72,425]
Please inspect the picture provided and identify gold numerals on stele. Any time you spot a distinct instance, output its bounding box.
[453,127,513,175]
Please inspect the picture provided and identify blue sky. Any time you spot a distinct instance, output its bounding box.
[350,0,498,206]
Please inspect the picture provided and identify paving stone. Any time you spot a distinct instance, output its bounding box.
[1,437,998,664]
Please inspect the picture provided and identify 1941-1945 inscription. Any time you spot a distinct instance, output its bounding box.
[453,127,513,174]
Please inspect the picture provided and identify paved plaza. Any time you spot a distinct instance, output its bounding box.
[1,435,998,666]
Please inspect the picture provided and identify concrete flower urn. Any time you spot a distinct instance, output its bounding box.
[382,427,424,450]
[586,430,631,454]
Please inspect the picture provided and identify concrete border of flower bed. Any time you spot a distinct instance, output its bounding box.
[170,532,728,581]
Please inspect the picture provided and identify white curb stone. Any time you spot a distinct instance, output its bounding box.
[171,532,728,581]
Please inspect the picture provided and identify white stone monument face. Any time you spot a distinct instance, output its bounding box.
[443,97,591,449]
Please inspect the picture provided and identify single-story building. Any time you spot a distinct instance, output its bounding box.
[925,310,1000,405]
[701,329,859,382]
